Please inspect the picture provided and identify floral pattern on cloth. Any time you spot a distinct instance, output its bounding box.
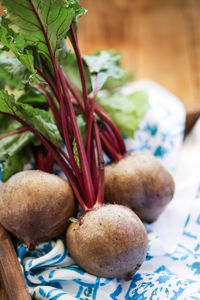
[1,80,200,300]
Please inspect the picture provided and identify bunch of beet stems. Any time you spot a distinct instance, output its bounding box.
[0,21,127,210]
[35,23,126,163]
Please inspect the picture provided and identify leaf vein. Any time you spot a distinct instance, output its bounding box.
[12,0,32,12]
[3,97,16,117]
[33,48,50,59]
[56,16,67,38]
[13,13,41,30]
[48,6,62,25]
[37,0,41,11]
[25,38,46,45]
[17,25,40,33]
[46,0,51,28]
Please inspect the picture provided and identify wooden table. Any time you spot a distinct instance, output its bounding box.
[0,0,200,299]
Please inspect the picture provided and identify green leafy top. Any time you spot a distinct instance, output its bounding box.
[0,0,86,181]
[0,52,29,89]
[97,91,148,138]
[0,89,61,147]
[1,0,85,62]
[0,89,61,180]
[61,52,92,94]
[0,17,35,72]
[0,115,36,181]
[83,50,133,91]
[60,49,133,94]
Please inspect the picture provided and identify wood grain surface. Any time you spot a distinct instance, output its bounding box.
[0,226,31,300]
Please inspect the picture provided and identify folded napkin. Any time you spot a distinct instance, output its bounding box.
[1,80,200,300]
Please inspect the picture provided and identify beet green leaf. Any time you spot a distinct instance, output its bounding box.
[0,128,34,159]
[0,90,61,147]
[0,17,35,73]
[1,0,84,62]
[97,91,148,138]
[0,116,36,181]
[61,52,92,94]
[83,50,132,91]
[0,149,32,181]
[0,52,30,90]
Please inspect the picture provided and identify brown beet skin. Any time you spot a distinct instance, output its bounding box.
[66,204,148,280]
[0,170,76,249]
[104,152,175,223]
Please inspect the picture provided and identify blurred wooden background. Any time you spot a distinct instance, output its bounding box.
[0,1,200,299]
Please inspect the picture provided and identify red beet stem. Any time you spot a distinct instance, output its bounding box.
[44,151,54,173]
[58,64,96,207]
[95,104,126,155]
[64,75,126,158]
[35,84,62,132]
[34,146,46,171]
[100,133,123,161]
[93,117,105,206]
[0,128,27,140]
[70,22,90,115]
[86,76,98,167]
[34,66,59,100]
[30,4,92,207]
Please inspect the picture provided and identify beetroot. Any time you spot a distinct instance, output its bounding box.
[0,170,75,249]
[66,204,148,280]
[105,152,175,223]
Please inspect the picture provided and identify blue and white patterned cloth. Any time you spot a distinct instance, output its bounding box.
[1,80,200,300]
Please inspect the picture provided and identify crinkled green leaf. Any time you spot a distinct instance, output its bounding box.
[0,148,31,182]
[0,115,40,145]
[0,116,36,181]
[15,103,62,147]
[67,3,87,42]
[0,89,18,115]
[56,38,70,62]
[103,73,133,90]
[1,0,83,62]
[0,90,61,147]
[0,52,29,90]
[0,17,35,73]
[61,52,92,94]
[0,129,35,159]
[83,50,132,91]
[97,91,148,138]
[0,116,22,133]
[17,90,47,105]
[67,0,87,21]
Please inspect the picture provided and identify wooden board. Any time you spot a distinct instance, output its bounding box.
[0,226,31,300]
[0,274,8,300]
